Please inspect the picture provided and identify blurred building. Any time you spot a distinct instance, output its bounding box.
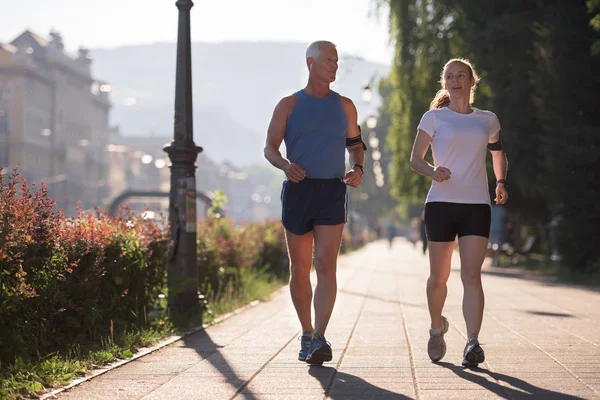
[104,134,172,215]
[0,29,112,215]
[106,134,170,194]
[105,133,279,223]
[0,30,279,222]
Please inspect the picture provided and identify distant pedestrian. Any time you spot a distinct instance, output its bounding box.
[387,223,397,249]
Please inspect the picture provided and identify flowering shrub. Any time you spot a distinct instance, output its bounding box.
[0,172,358,367]
[0,169,168,363]
[197,192,288,306]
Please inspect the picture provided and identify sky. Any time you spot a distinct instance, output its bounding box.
[0,0,394,64]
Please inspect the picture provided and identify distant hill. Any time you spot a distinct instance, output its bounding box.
[90,41,390,166]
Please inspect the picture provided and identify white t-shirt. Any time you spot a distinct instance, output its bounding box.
[417,107,501,205]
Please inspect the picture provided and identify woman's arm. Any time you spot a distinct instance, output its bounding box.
[489,130,508,204]
[410,130,451,182]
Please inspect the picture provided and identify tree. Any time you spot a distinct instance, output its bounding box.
[453,0,600,270]
[382,0,463,202]
[450,0,550,224]
[378,0,600,271]
[530,1,600,271]
[588,0,600,55]
[347,78,397,226]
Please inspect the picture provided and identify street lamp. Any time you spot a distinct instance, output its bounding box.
[163,0,203,318]
[366,115,378,129]
[368,136,379,148]
[155,159,167,169]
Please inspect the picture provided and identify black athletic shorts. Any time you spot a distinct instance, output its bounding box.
[424,202,491,242]
[281,178,348,235]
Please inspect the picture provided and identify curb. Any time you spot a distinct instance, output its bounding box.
[39,286,288,400]
[38,248,360,399]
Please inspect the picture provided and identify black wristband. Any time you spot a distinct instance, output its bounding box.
[353,164,364,174]
[497,179,507,188]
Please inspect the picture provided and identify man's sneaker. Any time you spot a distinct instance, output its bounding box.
[427,316,449,362]
[298,334,312,361]
[305,333,332,365]
[462,338,485,367]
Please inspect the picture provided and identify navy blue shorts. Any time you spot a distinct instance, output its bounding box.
[281,178,348,235]
[424,202,491,242]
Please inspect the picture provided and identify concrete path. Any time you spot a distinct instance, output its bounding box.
[56,239,600,399]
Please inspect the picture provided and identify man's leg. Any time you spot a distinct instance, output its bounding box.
[312,224,344,335]
[285,229,315,333]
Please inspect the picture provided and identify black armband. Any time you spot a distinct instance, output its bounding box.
[487,138,504,151]
[346,126,367,150]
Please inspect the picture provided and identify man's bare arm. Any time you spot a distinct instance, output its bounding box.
[341,97,364,168]
[264,96,292,169]
[264,96,306,182]
[341,96,364,187]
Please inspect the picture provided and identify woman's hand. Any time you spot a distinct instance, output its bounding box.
[495,184,508,204]
[432,166,452,182]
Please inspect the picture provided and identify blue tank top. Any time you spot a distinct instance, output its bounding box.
[284,90,348,179]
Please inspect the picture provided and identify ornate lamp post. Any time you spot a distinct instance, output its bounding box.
[163,0,203,318]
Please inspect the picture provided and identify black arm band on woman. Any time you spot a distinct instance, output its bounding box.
[487,139,504,151]
[346,126,367,150]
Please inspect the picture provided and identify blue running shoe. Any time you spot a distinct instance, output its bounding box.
[305,333,332,365]
[462,338,485,368]
[298,334,312,361]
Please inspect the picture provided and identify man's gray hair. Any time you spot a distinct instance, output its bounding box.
[305,41,336,60]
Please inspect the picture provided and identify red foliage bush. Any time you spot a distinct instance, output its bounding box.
[0,169,168,363]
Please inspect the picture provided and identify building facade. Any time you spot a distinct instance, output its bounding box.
[0,30,112,215]
[105,133,279,223]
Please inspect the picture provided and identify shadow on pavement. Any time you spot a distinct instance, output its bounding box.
[481,267,600,294]
[482,268,556,282]
[309,365,414,399]
[438,362,588,399]
[338,288,427,309]
[181,330,260,400]
[526,310,574,318]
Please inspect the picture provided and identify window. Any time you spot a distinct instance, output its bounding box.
[0,109,8,166]
[0,109,8,134]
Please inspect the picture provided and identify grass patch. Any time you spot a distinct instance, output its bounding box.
[0,267,287,400]
[495,253,600,288]
[203,267,287,325]
[0,318,175,400]
[519,260,600,288]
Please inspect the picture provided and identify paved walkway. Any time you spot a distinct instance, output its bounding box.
[56,240,600,399]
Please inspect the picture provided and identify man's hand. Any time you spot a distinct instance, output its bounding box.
[495,184,508,204]
[343,167,363,188]
[283,163,306,182]
[432,166,451,182]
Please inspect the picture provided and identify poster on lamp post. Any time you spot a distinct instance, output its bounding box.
[184,176,197,232]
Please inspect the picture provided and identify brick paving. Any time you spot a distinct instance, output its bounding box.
[55,240,600,399]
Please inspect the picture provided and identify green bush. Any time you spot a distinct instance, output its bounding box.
[0,174,365,399]
[198,191,288,309]
[0,169,169,364]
